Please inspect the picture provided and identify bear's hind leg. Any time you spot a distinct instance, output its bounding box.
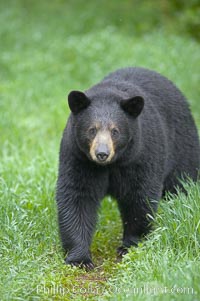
[116,203,153,256]
[162,171,189,196]
[116,187,161,257]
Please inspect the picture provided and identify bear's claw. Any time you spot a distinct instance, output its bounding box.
[117,246,129,257]
[66,259,95,271]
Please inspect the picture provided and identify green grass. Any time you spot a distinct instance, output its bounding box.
[0,1,200,300]
[103,182,200,301]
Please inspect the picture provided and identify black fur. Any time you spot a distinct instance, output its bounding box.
[56,67,200,269]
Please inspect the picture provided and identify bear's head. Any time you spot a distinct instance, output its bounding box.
[68,89,144,165]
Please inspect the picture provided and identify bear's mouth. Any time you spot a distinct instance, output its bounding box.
[89,152,115,166]
[92,158,113,166]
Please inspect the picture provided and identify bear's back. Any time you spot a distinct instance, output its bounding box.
[102,67,194,132]
[103,67,187,112]
[102,67,200,176]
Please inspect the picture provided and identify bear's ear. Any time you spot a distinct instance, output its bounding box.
[68,91,91,114]
[120,96,144,117]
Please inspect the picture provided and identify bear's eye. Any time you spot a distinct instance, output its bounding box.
[111,128,120,139]
[88,127,97,138]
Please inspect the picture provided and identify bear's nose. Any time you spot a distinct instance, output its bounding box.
[95,144,110,162]
[96,152,109,162]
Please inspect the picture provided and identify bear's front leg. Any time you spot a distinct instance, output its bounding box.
[56,159,107,270]
[57,196,97,270]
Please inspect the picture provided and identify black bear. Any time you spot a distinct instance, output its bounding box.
[56,67,200,270]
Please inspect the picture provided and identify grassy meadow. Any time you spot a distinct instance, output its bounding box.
[0,1,200,300]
